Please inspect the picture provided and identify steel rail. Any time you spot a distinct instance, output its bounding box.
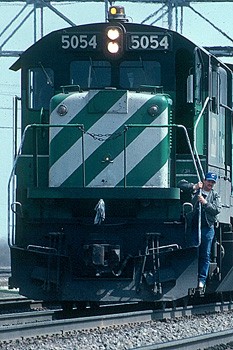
[1,300,233,341]
[0,309,54,328]
[0,297,45,311]
[131,328,233,349]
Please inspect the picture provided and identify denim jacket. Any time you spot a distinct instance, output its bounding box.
[178,181,222,227]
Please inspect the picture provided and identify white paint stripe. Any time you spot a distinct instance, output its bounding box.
[88,109,168,187]
[143,160,169,187]
[49,93,153,187]
[50,91,97,141]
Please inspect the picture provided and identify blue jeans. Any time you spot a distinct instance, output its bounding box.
[193,225,215,285]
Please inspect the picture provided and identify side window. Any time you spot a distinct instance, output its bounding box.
[219,67,227,106]
[219,67,227,165]
[209,67,226,167]
[28,68,54,110]
[211,69,219,113]
[194,48,204,104]
[195,62,202,103]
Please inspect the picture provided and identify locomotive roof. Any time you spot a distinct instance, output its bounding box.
[10,21,228,72]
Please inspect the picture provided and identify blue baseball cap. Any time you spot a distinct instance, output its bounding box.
[205,172,217,182]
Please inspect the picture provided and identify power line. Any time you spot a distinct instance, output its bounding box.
[0,0,233,57]
[189,4,233,44]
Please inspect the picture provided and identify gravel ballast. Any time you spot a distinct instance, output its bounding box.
[1,311,233,349]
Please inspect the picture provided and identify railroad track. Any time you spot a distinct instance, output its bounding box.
[0,297,45,313]
[1,300,233,346]
[1,273,232,348]
[131,329,233,349]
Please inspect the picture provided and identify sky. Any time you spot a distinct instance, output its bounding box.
[1,0,233,250]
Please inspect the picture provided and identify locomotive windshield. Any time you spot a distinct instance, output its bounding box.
[70,60,111,88]
[70,58,161,90]
[120,60,161,89]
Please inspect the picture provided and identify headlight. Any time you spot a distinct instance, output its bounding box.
[107,42,120,54]
[104,25,124,59]
[107,28,120,40]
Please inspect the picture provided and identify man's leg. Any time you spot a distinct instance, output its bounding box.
[198,226,215,287]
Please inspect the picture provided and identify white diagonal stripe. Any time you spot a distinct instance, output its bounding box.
[50,91,98,141]
[88,108,168,187]
[143,160,169,187]
[49,92,153,187]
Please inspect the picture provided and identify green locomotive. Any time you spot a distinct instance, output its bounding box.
[8,6,233,305]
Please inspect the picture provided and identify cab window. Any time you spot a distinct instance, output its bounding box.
[28,68,54,110]
[70,60,111,88]
[120,60,161,89]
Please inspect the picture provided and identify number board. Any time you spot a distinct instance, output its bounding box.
[127,33,171,51]
[61,33,99,51]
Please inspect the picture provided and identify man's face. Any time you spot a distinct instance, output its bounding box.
[203,179,215,191]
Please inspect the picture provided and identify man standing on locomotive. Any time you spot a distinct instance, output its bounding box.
[178,172,221,291]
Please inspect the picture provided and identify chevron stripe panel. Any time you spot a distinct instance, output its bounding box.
[49,90,171,188]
